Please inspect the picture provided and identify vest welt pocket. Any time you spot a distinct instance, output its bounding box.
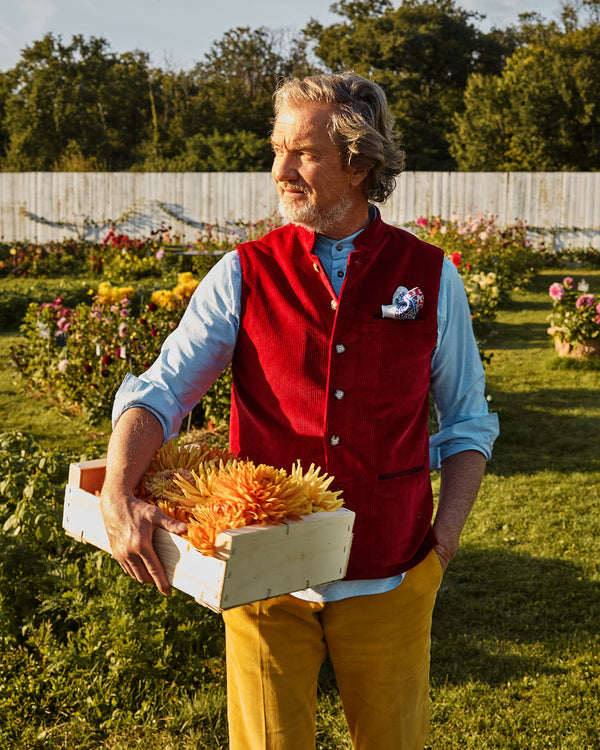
[371,314,424,321]
[377,464,425,480]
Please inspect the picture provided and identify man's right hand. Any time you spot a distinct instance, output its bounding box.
[100,486,187,596]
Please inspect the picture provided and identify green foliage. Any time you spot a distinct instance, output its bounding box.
[304,0,514,170]
[0,239,93,277]
[0,27,309,175]
[0,431,227,747]
[10,272,234,427]
[1,7,599,173]
[202,367,232,429]
[12,278,189,422]
[1,34,153,171]
[177,129,272,172]
[450,22,600,170]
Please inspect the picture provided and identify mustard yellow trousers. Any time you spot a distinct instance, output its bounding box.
[222,548,443,750]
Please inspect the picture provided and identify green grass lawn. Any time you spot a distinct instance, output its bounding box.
[1,267,599,748]
[0,331,112,455]
[427,268,600,750]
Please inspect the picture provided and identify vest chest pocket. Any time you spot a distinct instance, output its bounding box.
[377,464,425,481]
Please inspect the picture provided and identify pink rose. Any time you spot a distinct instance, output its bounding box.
[549,283,565,301]
[563,277,574,289]
[576,295,595,309]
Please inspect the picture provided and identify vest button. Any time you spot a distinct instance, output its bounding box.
[313,262,320,273]
[335,344,346,354]
[330,435,341,446]
[330,299,338,311]
[334,389,345,400]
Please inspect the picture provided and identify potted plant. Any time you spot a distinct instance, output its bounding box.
[547,276,600,359]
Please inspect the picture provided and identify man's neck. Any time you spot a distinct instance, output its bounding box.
[319,203,371,241]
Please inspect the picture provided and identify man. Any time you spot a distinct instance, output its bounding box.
[101,72,499,749]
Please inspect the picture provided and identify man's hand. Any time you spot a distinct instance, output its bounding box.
[100,486,187,596]
[100,406,186,596]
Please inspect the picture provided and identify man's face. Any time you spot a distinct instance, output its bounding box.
[271,102,367,238]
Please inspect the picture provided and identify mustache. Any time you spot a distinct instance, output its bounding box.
[278,181,311,194]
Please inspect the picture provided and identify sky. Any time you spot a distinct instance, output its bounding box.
[0,0,565,72]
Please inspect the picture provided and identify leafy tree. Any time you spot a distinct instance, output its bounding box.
[304,0,513,169]
[1,34,153,171]
[190,27,308,143]
[136,26,311,172]
[139,129,272,172]
[450,19,600,170]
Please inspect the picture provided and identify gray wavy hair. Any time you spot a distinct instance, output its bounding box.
[273,72,405,203]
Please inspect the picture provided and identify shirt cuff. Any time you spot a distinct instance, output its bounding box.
[112,372,187,442]
[429,412,500,471]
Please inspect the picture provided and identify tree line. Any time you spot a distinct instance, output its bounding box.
[0,0,598,173]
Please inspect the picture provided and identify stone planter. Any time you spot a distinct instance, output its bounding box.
[553,336,600,360]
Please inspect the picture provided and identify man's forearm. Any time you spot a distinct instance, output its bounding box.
[103,407,164,493]
[433,449,486,571]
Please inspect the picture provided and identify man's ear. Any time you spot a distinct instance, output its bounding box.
[349,168,369,189]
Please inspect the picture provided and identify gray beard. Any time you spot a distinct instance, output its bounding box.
[278,193,352,235]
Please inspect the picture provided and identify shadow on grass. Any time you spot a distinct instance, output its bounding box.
[500,297,550,313]
[485,386,600,476]
[487,320,550,350]
[431,547,600,686]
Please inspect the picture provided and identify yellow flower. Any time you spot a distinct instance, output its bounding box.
[151,289,176,310]
[288,461,344,512]
[137,441,344,557]
[96,281,134,305]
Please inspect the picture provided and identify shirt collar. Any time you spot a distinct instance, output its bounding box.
[313,204,378,256]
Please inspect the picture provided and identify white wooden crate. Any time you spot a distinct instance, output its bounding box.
[62,459,355,612]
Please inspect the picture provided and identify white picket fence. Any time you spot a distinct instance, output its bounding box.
[0,171,599,249]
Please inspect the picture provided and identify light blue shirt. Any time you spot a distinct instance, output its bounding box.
[113,224,499,602]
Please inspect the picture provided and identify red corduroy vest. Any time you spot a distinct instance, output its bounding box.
[230,212,444,580]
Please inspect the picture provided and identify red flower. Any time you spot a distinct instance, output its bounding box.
[451,252,462,268]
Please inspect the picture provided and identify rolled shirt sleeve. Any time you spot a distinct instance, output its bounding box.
[112,251,241,442]
[429,258,500,470]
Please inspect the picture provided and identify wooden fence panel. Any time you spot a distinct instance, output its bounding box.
[0,171,598,248]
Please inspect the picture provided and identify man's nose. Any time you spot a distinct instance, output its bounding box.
[272,151,299,183]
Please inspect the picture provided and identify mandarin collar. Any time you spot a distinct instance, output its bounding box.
[292,205,382,257]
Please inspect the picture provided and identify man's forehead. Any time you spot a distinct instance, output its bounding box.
[272,102,335,141]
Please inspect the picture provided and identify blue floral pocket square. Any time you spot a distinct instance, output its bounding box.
[381,286,424,320]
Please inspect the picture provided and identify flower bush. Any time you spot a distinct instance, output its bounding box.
[12,273,230,425]
[547,276,600,345]
[413,214,542,357]
[413,213,541,293]
[0,240,92,278]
